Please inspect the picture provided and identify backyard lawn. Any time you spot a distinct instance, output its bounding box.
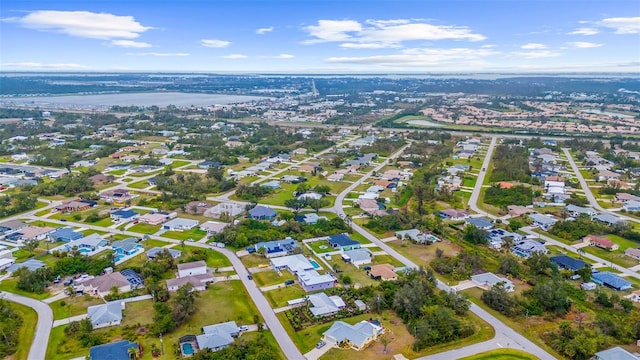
[252,269,296,287]
[162,228,207,241]
[122,299,154,326]
[128,222,161,234]
[307,240,333,254]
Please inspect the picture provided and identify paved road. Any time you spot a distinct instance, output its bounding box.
[2,291,53,360]
[330,139,556,360]
[468,136,498,219]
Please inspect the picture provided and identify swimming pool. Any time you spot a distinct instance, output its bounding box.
[78,248,91,254]
[182,343,194,355]
[310,260,320,269]
[113,254,124,262]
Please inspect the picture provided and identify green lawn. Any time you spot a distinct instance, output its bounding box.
[371,254,404,267]
[128,179,153,189]
[264,285,309,308]
[170,160,190,168]
[459,349,539,360]
[241,254,271,269]
[36,208,53,216]
[122,299,154,326]
[27,220,65,228]
[0,278,50,300]
[87,217,114,227]
[50,295,103,320]
[307,240,333,253]
[81,229,108,236]
[252,270,296,287]
[162,228,207,241]
[181,245,232,268]
[107,169,126,176]
[128,222,161,234]
[7,301,38,360]
[141,239,170,248]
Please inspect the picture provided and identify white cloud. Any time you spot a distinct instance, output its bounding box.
[127,52,189,57]
[326,47,498,66]
[521,43,547,49]
[3,10,151,39]
[599,17,640,34]
[566,41,603,48]
[303,18,486,48]
[256,26,274,34]
[302,20,362,44]
[272,54,294,59]
[111,40,152,48]
[222,54,248,59]
[508,50,561,59]
[1,62,89,69]
[201,39,231,48]
[568,27,599,35]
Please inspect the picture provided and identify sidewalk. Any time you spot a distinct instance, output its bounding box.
[52,314,88,327]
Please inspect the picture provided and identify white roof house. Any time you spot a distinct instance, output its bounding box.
[197,321,239,352]
[87,301,124,329]
[323,320,384,351]
[163,218,199,231]
[308,293,346,317]
[270,254,315,274]
[177,260,208,277]
[341,248,372,268]
[471,272,514,292]
[298,270,336,292]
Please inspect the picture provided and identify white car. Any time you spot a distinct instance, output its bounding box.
[239,325,249,332]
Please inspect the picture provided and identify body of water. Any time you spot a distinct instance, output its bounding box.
[0,92,270,110]
[407,119,445,127]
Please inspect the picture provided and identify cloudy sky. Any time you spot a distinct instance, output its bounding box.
[1,0,639,73]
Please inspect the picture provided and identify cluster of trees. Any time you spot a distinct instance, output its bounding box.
[212,217,350,248]
[31,172,95,196]
[0,192,38,218]
[235,184,272,202]
[360,138,406,157]
[15,267,55,293]
[0,299,23,358]
[154,172,235,208]
[65,318,102,347]
[153,284,199,335]
[549,215,610,241]
[484,184,535,207]
[489,144,531,183]
[431,250,484,280]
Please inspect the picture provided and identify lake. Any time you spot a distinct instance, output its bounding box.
[0,92,270,110]
[407,119,445,127]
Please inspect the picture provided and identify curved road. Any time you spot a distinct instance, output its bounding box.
[1,291,53,360]
[329,139,555,360]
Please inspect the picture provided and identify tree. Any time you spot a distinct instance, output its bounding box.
[481,282,518,316]
[23,238,40,256]
[380,334,390,353]
[463,225,488,245]
[498,255,521,278]
[524,252,553,276]
[0,299,24,358]
[284,198,306,215]
[172,283,198,326]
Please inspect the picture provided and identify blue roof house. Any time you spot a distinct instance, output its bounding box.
[90,340,138,360]
[328,233,361,251]
[248,205,277,220]
[550,255,588,272]
[111,238,143,256]
[592,271,632,291]
[49,227,83,243]
[254,237,299,258]
[465,218,494,230]
[110,209,140,223]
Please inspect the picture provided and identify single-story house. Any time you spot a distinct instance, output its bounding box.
[528,213,558,230]
[178,260,208,278]
[395,229,438,244]
[196,321,239,352]
[166,274,213,292]
[298,192,323,201]
[465,218,494,230]
[56,200,91,213]
[594,346,639,360]
[327,173,344,182]
[138,212,169,225]
[307,293,346,317]
[89,340,138,360]
[342,248,372,268]
[298,270,336,292]
[260,180,281,190]
[146,247,181,260]
[163,218,199,231]
[328,233,361,251]
[50,234,109,256]
[248,205,277,220]
[271,254,315,274]
[550,255,588,272]
[623,200,640,212]
[110,209,139,223]
[88,301,124,328]
[592,271,632,291]
[564,204,598,218]
[439,209,470,221]
[581,282,597,291]
[369,264,398,281]
[510,240,548,258]
[200,221,229,234]
[111,238,143,257]
[0,219,28,233]
[471,272,515,292]
[198,161,223,169]
[14,226,55,241]
[6,259,45,273]
[49,227,83,242]
[254,238,299,258]
[294,213,328,224]
[84,272,131,297]
[584,235,619,251]
[507,205,535,217]
[594,213,624,227]
[625,248,640,261]
[205,202,245,218]
[323,320,384,351]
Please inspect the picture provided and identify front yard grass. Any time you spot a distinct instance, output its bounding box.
[162,228,207,241]
[128,222,161,234]
[50,295,104,320]
[122,299,154,326]
[252,270,296,287]
[241,254,271,269]
[264,285,309,308]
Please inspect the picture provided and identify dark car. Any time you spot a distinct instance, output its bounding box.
[284,280,295,286]
[247,274,253,280]
[63,278,74,286]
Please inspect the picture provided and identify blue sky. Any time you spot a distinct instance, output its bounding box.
[1,0,639,73]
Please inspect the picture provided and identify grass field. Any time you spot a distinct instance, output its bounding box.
[7,301,38,360]
[50,295,103,320]
[264,285,309,308]
[162,228,207,241]
[128,222,161,234]
[0,278,50,300]
[128,179,152,189]
[122,299,154,326]
[252,269,296,287]
[459,349,539,360]
[180,245,232,268]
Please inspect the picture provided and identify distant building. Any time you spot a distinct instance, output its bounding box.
[328,233,360,251]
[510,239,547,258]
[248,205,277,220]
[323,320,384,351]
[471,272,514,292]
[89,340,138,360]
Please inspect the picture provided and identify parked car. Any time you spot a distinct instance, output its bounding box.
[315,341,326,349]
[239,325,249,331]
[363,266,372,271]
[284,280,295,286]
[247,274,253,280]
[63,278,73,286]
